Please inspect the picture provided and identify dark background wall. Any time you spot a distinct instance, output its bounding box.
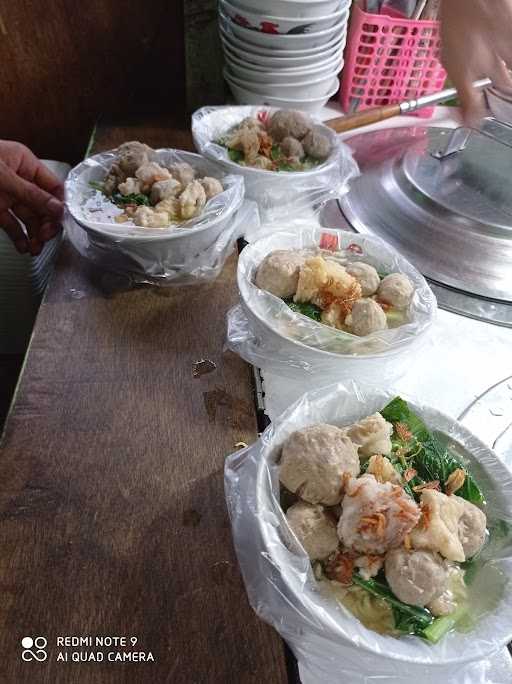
[0,0,186,163]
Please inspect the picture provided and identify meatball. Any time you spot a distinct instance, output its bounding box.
[269,109,312,142]
[255,250,306,299]
[346,262,381,297]
[286,501,339,560]
[179,180,207,220]
[155,197,180,220]
[133,206,170,229]
[454,496,487,559]
[150,178,182,204]
[103,162,127,195]
[410,490,466,562]
[345,299,387,337]
[169,162,196,187]
[338,474,420,555]
[385,548,448,607]
[345,413,393,458]
[199,176,223,200]
[280,136,305,161]
[135,162,172,192]
[279,424,360,506]
[118,177,142,196]
[302,127,332,160]
[378,273,414,310]
[117,141,152,176]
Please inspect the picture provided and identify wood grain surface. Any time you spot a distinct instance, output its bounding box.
[0,1,186,163]
[0,120,288,683]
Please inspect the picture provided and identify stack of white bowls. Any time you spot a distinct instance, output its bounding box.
[219,0,351,112]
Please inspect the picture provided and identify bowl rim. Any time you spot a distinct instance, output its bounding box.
[224,64,342,89]
[65,148,243,243]
[193,104,342,179]
[220,33,343,63]
[225,73,340,102]
[253,385,512,665]
[237,228,436,360]
[224,44,344,73]
[220,9,347,42]
[219,20,346,56]
[220,0,348,23]
[225,60,344,85]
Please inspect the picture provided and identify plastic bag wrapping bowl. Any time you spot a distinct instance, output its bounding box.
[224,381,512,683]
[191,106,359,222]
[65,199,259,287]
[65,148,245,269]
[225,226,436,381]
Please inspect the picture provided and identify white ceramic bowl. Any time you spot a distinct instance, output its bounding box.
[236,228,436,380]
[221,37,343,69]
[220,0,347,34]
[224,44,344,77]
[219,18,346,58]
[243,383,512,676]
[224,73,340,111]
[191,105,354,220]
[225,57,343,86]
[225,66,340,98]
[232,0,346,19]
[220,9,347,50]
[65,149,244,271]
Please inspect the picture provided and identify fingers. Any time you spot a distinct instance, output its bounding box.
[32,161,65,201]
[39,219,62,243]
[0,160,64,221]
[491,56,512,94]
[0,210,28,254]
[457,79,487,128]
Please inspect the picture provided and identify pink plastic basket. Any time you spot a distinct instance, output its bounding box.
[340,4,446,117]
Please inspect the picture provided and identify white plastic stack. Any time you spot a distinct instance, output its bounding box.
[219,0,352,112]
[0,160,70,353]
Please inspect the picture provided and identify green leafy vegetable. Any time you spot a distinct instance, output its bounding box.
[112,192,150,207]
[228,148,245,164]
[380,397,484,504]
[352,574,433,634]
[421,605,466,643]
[284,299,322,322]
[270,144,281,161]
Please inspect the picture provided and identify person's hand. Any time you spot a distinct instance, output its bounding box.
[0,141,64,256]
[441,0,512,125]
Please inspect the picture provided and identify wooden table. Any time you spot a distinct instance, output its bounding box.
[0,119,291,683]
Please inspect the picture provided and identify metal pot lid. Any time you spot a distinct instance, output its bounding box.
[340,119,512,302]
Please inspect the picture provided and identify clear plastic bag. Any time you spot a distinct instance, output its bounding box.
[191,105,359,222]
[65,199,259,287]
[224,381,512,683]
[225,226,436,380]
[64,147,252,285]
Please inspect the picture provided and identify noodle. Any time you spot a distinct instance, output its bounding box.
[322,580,397,635]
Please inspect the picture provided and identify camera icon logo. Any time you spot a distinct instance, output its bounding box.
[21,636,48,662]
